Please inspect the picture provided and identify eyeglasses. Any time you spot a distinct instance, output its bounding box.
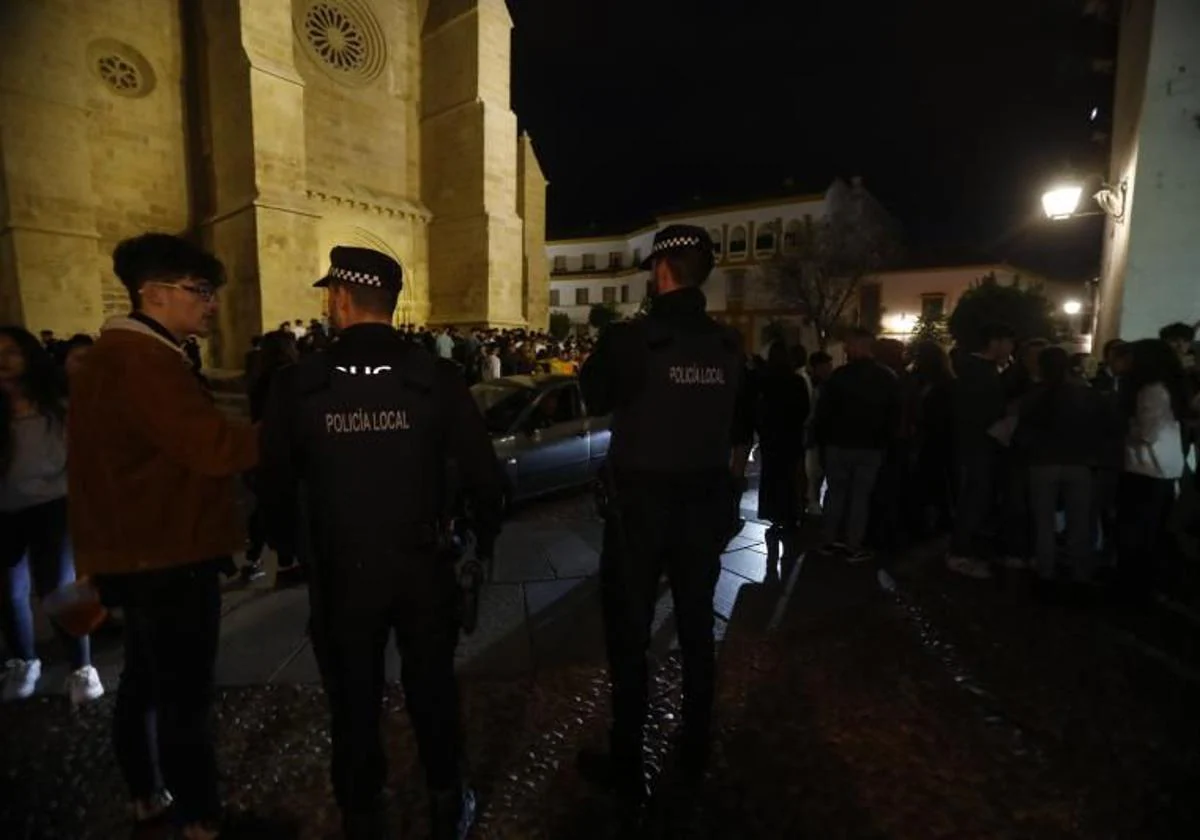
[145,281,218,302]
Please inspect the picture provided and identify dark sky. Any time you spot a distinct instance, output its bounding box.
[507,0,1116,279]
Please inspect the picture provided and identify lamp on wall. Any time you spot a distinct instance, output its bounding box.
[1041,177,1128,222]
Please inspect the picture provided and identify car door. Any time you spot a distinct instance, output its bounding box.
[514,383,590,495]
[581,385,612,476]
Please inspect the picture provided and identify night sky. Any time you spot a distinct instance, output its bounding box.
[507,0,1116,279]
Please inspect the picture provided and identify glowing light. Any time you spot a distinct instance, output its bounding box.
[1090,107,1099,121]
[1042,185,1084,220]
[882,312,918,334]
[1062,300,1083,316]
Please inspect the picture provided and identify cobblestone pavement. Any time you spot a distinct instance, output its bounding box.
[3,488,1199,839]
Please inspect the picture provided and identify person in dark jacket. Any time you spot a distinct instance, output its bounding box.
[241,329,301,582]
[1091,338,1130,396]
[258,247,502,840]
[947,322,1015,579]
[576,226,753,810]
[814,328,900,562]
[755,341,810,538]
[907,341,956,536]
[1015,346,1120,587]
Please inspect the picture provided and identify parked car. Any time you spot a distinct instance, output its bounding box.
[470,374,611,507]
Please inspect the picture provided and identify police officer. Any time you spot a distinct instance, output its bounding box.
[257,247,503,840]
[577,225,753,802]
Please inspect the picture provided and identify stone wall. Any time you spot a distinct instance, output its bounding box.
[422,0,525,328]
[0,0,190,334]
[0,0,548,347]
[518,133,549,330]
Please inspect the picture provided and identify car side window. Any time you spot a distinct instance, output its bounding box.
[534,385,581,429]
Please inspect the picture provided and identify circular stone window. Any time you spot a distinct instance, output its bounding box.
[295,0,387,87]
[87,39,156,98]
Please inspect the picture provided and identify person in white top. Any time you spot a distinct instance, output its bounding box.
[482,346,502,381]
[1115,339,1195,600]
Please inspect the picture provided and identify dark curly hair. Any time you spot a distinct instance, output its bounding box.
[0,326,66,475]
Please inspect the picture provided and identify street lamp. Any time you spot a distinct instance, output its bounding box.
[1042,185,1084,220]
[1041,178,1128,222]
[1062,300,1083,316]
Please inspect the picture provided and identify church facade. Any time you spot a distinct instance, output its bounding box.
[0,0,549,366]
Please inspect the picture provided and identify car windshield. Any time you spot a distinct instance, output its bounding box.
[471,381,540,434]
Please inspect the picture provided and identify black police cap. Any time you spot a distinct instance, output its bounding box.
[638,224,717,270]
[314,246,403,294]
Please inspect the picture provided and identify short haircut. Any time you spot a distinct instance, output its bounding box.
[112,233,225,309]
[331,280,398,317]
[660,249,714,288]
[981,322,1016,343]
[1102,338,1126,359]
[1159,322,1196,344]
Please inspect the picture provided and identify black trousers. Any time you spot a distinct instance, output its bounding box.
[308,554,462,820]
[99,559,223,825]
[600,476,727,767]
[1116,472,1177,595]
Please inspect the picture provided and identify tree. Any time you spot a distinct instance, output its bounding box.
[948,272,1059,350]
[761,178,902,348]
[548,311,572,340]
[588,301,621,331]
[910,314,950,347]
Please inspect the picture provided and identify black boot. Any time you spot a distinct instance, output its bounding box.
[429,786,475,840]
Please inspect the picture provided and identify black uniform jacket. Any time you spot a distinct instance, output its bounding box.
[258,322,504,572]
[580,287,754,478]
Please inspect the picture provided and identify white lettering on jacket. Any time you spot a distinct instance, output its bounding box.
[668,365,726,386]
[334,365,393,375]
[325,409,412,434]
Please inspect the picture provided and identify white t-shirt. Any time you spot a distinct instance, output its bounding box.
[1125,383,1188,480]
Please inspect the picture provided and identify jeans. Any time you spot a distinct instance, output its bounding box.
[951,443,997,558]
[1028,464,1094,580]
[0,497,89,668]
[601,475,726,768]
[100,560,222,825]
[822,447,884,550]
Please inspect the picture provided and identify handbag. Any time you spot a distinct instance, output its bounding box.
[42,578,109,638]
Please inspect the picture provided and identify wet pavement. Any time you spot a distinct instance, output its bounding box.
[3,484,1200,838]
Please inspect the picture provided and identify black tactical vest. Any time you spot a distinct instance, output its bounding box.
[292,335,444,559]
[608,318,742,474]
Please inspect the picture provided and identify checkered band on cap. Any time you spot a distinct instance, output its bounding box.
[328,265,384,287]
[652,235,707,256]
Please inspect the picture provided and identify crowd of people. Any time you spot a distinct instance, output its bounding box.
[748,320,1200,602]
[248,321,596,391]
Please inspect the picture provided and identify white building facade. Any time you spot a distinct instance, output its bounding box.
[1096,0,1200,345]
[548,184,1086,354]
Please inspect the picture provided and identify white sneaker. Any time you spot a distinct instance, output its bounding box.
[2,658,42,701]
[945,555,993,580]
[67,665,105,706]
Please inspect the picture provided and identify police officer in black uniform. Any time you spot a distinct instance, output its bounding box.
[257,247,503,840]
[578,225,753,802]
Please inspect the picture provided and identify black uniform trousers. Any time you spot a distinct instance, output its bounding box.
[308,552,462,819]
[600,474,728,767]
